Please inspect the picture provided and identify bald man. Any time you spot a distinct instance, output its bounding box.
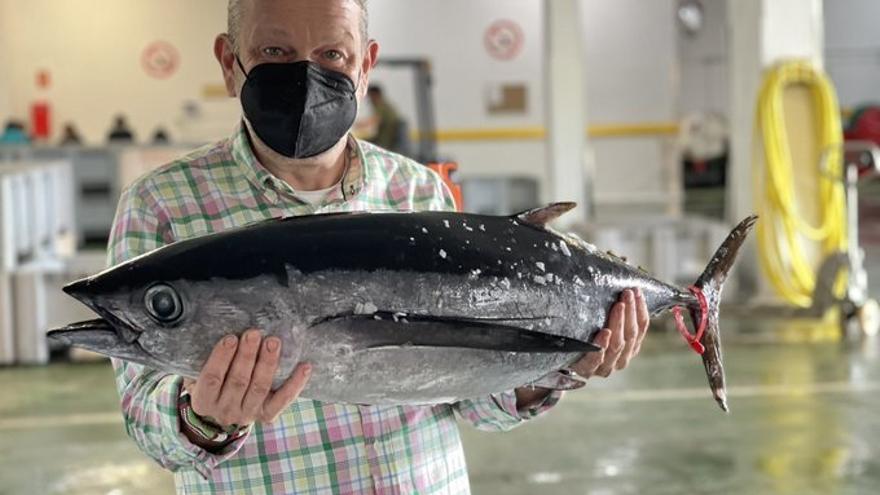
[108,1,649,493]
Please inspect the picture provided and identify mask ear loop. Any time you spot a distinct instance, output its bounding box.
[234,55,250,79]
[352,67,365,96]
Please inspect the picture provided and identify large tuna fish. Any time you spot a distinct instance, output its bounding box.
[49,203,756,411]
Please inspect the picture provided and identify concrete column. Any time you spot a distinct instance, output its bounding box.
[544,0,591,228]
[13,271,48,365]
[727,0,824,298]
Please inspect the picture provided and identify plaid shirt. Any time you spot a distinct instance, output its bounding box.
[108,125,561,495]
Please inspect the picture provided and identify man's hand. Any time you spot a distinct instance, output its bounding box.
[182,329,311,432]
[572,288,649,378]
[515,288,649,409]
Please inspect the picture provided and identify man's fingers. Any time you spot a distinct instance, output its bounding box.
[616,290,639,370]
[595,300,625,377]
[573,328,610,378]
[633,288,650,356]
[261,363,312,422]
[217,329,262,411]
[193,334,239,410]
[241,337,282,417]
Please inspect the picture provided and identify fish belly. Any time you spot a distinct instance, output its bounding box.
[299,346,581,404]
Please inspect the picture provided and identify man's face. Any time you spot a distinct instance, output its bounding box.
[216,0,378,103]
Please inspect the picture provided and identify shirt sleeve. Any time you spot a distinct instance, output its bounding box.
[417,165,457,213]
[414,167,567,430]
[107,179,249,477]
[453,390,564,432]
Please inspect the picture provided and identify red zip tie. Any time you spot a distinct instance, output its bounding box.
[672,286,707,355]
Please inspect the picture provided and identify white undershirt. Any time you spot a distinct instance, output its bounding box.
[287,139,352,205]
[291,182,341,205]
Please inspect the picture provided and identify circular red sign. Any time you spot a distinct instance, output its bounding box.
[36,70,51,89]
[484,20,525,61]
[141,41,180,79]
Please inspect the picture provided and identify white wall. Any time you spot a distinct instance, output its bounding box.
[580,0,681,214]
[367,0,547,183]
[824,0,880,108]
[0,1,12,118]
[369,0,544,130]
[371,0,683,213]
[679,0,729,116]
[0,0,235,144]
[679,0,880,115]
[0,0,684,216]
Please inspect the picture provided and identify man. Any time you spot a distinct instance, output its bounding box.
[0,120,29,145]
[365,85,408,154]
[109,1,649,493]
[107,114,136,143]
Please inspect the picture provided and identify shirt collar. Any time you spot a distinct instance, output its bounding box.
[229,123,367,204]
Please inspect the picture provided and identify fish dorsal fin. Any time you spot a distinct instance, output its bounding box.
[515,202,577,228]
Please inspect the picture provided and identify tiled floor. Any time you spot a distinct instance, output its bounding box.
[2,321,879,494]
[3,238,880,494]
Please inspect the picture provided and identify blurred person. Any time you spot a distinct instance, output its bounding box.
[151,127,171,144]
[59,123,83,146]
[108,0,650,493]
[0,120,29,145]
[106,114,135,143]
[365,84,410,154]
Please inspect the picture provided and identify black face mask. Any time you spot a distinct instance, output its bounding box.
[237,58,358,159]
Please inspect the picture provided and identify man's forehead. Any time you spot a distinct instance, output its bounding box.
[242,0,362,39]
[257,25,356,41]
[244,0,362,23]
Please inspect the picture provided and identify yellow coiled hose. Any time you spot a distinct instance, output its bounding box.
[754,61,848,308]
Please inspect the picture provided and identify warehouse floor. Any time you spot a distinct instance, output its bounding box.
[3,238,880,495]
[1,317,879,495]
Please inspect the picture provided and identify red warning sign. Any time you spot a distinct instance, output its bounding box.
[141,41,180,79]
[484,20,525,61]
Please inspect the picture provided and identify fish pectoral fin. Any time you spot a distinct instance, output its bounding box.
[515,202,577,228]
[527,370,589,390]
[311,314,599,354]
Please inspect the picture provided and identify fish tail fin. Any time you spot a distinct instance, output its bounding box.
[689,215,758,412]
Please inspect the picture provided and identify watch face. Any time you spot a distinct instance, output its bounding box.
[678,0,704,35]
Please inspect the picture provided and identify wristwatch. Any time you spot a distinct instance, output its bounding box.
[178,389,250,448]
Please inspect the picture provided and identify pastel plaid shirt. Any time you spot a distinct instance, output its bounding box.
[108,126,561,494]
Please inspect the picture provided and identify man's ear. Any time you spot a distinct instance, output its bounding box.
[214,34,239,97]
[357,39,381,100]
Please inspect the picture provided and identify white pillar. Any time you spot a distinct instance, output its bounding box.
[13,271,48,365]
[727,0,824,297]
[544,0,591,228]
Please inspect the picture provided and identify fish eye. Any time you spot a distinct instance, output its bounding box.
[144,284,183,324]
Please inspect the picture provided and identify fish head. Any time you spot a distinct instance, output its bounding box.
[48,267,262,373]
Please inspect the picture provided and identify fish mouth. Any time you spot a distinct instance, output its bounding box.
[47,318,153,364]
[61,277,143,345]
